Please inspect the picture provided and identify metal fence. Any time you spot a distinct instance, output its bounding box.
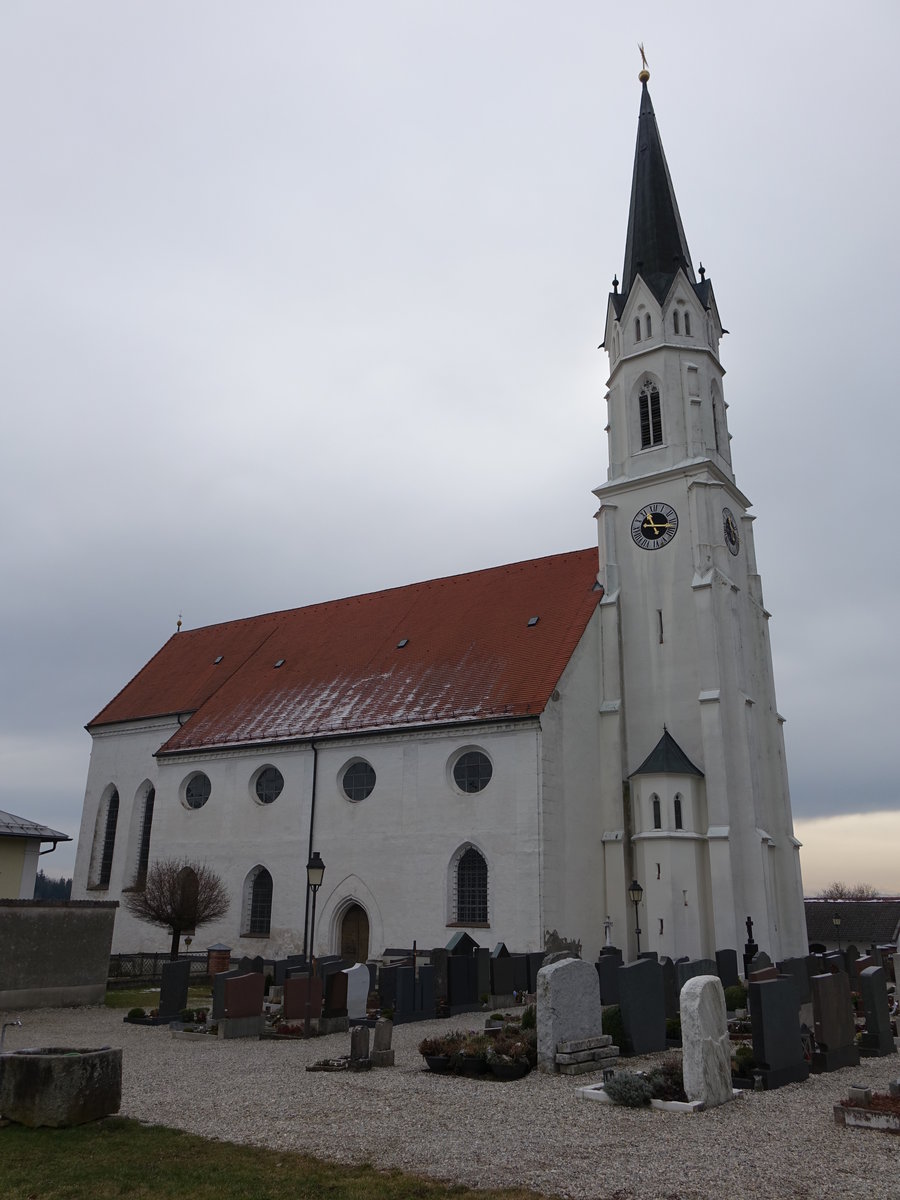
[108,952,211,985]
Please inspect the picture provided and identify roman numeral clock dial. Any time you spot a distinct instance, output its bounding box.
[631,503,678,550]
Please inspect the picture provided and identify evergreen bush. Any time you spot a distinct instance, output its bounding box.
[604,1070,653,1107]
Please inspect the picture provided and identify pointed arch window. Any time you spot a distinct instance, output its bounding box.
[673,310,680,335]
[684,311,692,336]
[674,795,684,830]
[639,381,663,448]
[652,795,662,830]
[645,313,652,338]
[634,318,641,342]
[135,786,154,888]
[242,866,273,936]
[98,788,119,888]
[456,847,488,924]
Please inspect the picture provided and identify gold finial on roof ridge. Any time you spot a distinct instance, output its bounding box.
[638,43,650,83]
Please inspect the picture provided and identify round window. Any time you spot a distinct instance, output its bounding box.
[342,760,376,802]
[453,750,493,793]
[184,772,211,810]
[254,766,284,805]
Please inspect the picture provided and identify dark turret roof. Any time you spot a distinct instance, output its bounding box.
[631,729,704,778]
[621,82,695,305]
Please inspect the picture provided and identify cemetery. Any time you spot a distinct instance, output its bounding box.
[2,931,899,1198]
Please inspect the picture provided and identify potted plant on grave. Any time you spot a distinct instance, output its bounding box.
[456,1032,491,1075]
[486,1029,536,1080]
[418,1030,464,1073]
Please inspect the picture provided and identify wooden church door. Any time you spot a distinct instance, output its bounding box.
[340,903,370,963]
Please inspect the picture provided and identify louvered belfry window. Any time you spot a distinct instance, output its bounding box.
[457,848,488,924]
[639,381,662,448]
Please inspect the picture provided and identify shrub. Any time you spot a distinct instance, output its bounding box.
[602,1005,629,1051]
[127,1007,146,1019]
[733,1042,755,1073]
[645,1055,687,1102]
[179,1009,194,1023]
[724,984,747,1011]
[418,1030,464,1058]
[604,1070,653,1107]
[520,1004,536,1030]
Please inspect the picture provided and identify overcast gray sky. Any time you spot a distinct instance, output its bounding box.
[3,3,898,890]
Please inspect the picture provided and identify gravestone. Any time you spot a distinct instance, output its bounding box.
[810,971,859,1072]
[324,970,348,1017]
[747,951,772,976]
[596,955,621,1006]
[416,964,436,1020]
[659,956,678,1018]
[447,953,479,1014]
[618,958,666,1054]
[824,951,846,975]
[749,978,810,1088]
[283,975,323,1022]
[350,1025,370,1063]
[212,968,243,1020]
[748,966,778,983]
[855,954,875,976]
[344,963,370,1021]
[776,957,813,1005]
[509,954,528,995]
[844,945,860,974]
[680,976,734,1108]
[395,966,415,1018]
[224,972,265,1018]
[526,952,547,993]
[475,947,491,1001]
[491,955,515,999]
[446,931,479,955]
[715,949,740,990]
[491,943,509,958]
[858,965,896,1057]
[274,955,306,987]
[536,958,603,1074]
[637,950,658,962]
[159,959,191,1019]
[430,948,449,1001]
[378,965,398,1011]
[372,1015,395,1066]
[676,958,718,999]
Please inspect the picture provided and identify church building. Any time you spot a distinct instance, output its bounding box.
[72,69,808,965]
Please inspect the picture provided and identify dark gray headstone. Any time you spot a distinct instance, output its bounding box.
[378,965,397,1010]
[509,954,528,994]
[596,955,621,1006]
[637,950,658,962]
[350,1025,370,1062]
[715,948,740,989]
[659,956,678,1019]
[490,956,515,997]
[159,958,191,1018]
[676,958,718,998]
[237,956,255,974]
[274,955,306,987]
[395,965,415,1016]
[525,952,546,993]
[416,964,436,1020]
[858,965,896,1057]
[776,957,812,1006]
[475,947,491,1001]
[749,978,810,1088]
[430,948,448,1001]
[447,953,478,1013]
[446,931,478,955]
[212,967,243,1020]
[824,951,846,975]
[747,951,772,976]
[491,942,509,958]
[618,958,666,1054]
[324,970,348,1017]
[810,971,859,1072]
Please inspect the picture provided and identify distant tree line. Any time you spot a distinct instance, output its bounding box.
[33,870,72,900]
[817,881,880,900]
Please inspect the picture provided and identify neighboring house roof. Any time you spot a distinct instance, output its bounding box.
[805,900,900,947]
[90,549,603,754]
[0,810,71,843]
[630,729,703,778]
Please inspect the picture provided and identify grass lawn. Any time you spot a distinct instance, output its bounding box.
[104,987,213,1010]
[0,1118,550,1200]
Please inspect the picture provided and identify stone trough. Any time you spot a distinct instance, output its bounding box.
[0,1046,122,1127]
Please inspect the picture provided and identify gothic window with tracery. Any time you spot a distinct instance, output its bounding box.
[639,381,663,448]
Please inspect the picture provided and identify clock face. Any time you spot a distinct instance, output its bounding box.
[722,507,740,555]
[631,502,678,550]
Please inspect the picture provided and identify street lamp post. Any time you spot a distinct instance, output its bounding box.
[304,851,326,1039]
[628,879,644,958]
[832,910,842,953]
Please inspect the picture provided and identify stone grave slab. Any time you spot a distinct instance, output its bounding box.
[491,942,509,957]
[416,964,436,1020]
[283,975,323,1022]
[447,953,479,1014]
[510,954,528,995]
[526,952,547,993]
[324,970,348,1017]
[430,948,449,1001]
[159,959,191,1019]
[536,958,603,1074]
[676,958,718,999]
[378,965,398,1011]
[224,972,265,1019]
[491,955,515,998]
[715,948,740,989]
[596,955,620,1006]
[212,968,243,1020]
[659,956,678,1018]
[749,978,810,1088]
[344,963,370,1021]
[858,965,896,1057]
[446,931,478,955]
[618,958,666,1054]
[475,947,491,1000]
[810,971,859,1072]
[680,975,734,1108]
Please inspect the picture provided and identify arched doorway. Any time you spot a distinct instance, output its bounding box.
[340,903,370,963]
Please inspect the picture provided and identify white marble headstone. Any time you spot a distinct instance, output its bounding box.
[343,962,370,1021]
[680,975,734,1108]
[536,957,603,1073]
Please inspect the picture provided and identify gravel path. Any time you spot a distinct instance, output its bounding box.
[3,1006,899,1199]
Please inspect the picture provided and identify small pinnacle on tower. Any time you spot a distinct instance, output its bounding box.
[638,43,650,83]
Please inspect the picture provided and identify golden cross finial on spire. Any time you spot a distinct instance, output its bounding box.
[638,43,650,83]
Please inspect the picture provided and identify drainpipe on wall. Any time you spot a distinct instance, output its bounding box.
[302,741,319,963]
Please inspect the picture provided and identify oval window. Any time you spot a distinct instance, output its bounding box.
[453,750,493,794]
[184,772,211,810]
[342,760,376,802]
[255,766,284,805]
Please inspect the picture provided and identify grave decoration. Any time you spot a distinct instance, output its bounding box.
[834,1083,900,1133]
[418,1018,536,1079]
[577,1059,702,1114]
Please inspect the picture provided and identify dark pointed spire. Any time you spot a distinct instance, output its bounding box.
[622,80,695,304]
[630,729,704,778]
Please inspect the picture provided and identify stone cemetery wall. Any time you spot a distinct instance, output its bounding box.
[0,900,117,1008]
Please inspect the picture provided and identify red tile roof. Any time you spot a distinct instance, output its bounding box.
[90,549,601,753]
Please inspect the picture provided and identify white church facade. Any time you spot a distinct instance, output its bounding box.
[72,70,808,965]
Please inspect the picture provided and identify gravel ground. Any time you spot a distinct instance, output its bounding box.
[2,1006,899,1199]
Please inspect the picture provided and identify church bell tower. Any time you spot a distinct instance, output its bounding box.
[594,63,807,962]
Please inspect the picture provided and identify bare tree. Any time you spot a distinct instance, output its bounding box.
[817,881,881,901]
[122,858,230,959]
